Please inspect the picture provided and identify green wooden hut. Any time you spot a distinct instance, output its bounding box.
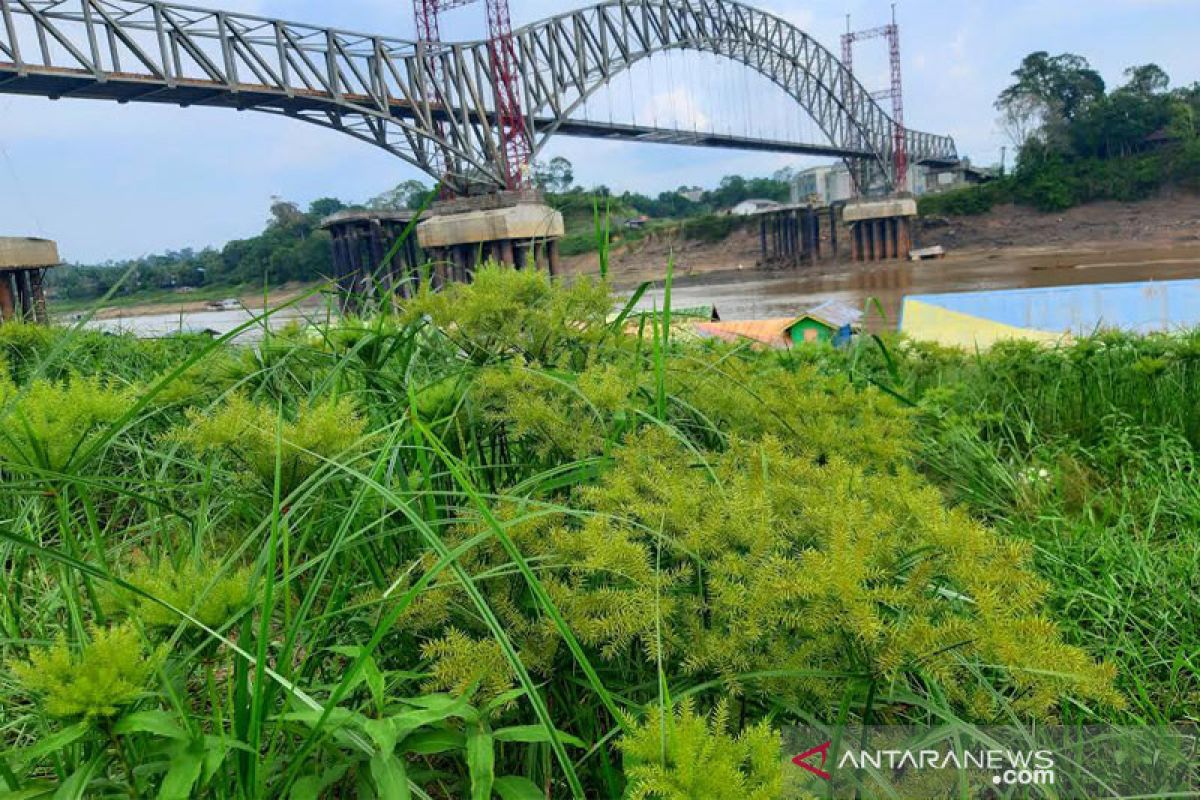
[783,300,862,346]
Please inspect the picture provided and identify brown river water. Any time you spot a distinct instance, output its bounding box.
[633,244,1200,331]
[78,244,1200,339]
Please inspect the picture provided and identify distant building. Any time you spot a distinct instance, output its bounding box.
[679,189,705,203]
[920,159,996,195]
[693,300,862,349]
[787,300,862,346]
[730,198,784,216]
[790,163,855,205]
[790,159,995,205]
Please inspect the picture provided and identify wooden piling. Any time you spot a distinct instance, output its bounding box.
[30,269,48,324]
[498,239,515,267]
[829,206,838,259]
[808,208,820,264]
[0,273,14,322]
[898,217,913,259]
[17,270,33,320]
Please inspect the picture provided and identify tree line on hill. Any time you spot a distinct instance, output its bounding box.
[47,160,791,302]
[922,54,1200,216]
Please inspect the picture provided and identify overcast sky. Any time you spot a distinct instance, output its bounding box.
[0,0,1194,263]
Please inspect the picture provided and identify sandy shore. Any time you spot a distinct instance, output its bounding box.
[74,283,328,321]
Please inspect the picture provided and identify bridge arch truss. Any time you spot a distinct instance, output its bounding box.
[0,0,957,193]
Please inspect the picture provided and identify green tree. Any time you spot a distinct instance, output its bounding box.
[267,197,305,230]
[1121,64,1170,96]
[307,197,348,218]
[998,52,1106,154]
[368,179,431,211]
[1167,100,1196,141]
[534,156,575,193]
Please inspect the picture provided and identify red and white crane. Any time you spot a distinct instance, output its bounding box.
[413,0,531,193]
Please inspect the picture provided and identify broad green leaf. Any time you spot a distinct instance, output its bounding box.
[114,711,188,741]
[493,776,545,800]
[493,726,587,749]
[0,785,55,800]
[275,708,358,730]
[6,723,90,770]
[289,763,350,800]
[389,695,478,741]
[325,646,363,657]
[401,728,465,756]
[360,718,399,756]
[362,659,385,710]
[289,777,321,800]
[325,647,385,708]
[397,693,478,719]
[481,687,527,715]
[200,737,234,783]
[157,743,203,800]
[51,755,104,800]
[465,726,494,800]
[367,753,410,800]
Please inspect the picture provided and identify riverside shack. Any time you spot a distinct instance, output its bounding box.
[694,300,861,349]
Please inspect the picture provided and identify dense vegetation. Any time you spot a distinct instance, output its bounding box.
[921,56,1200,216]
[1,267,1195,798]
[47,197,346,303]
[48,165,790,305]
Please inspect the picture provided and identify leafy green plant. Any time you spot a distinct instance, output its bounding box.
[1,265,1189,800]
[619,700,781,800]
[9,623,164,718]
[401,263,611,366]
[106,555,254,630]
[171,393,368,492]
[0,375,134,472]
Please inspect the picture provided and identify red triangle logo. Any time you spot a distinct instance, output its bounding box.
[792,740,833,781]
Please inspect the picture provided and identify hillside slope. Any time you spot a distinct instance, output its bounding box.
[920,193,1200,253]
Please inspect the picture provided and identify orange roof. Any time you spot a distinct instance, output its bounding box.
[694,318,795,348]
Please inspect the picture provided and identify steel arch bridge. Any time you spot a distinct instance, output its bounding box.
[0,0,958,194]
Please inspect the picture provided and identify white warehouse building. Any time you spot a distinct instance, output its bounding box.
[790,159,993,205]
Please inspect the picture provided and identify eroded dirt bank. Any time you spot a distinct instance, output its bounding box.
[597,194,1200,328]
[561,194,1200,289]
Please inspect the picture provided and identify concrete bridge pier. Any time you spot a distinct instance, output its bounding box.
[416,191,565,281]
[0,238,59,325]
[321,192,565,312]
[844,198,917,262]
[758,205,840,268]
[421,236,558,288]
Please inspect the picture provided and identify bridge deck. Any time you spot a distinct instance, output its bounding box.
[0,62,955,167]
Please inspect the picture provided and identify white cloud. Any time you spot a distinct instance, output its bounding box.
[640,88,711,131]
